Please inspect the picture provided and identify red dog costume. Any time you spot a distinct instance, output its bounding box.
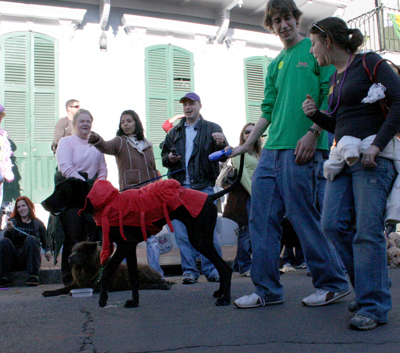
[80,179,208,264]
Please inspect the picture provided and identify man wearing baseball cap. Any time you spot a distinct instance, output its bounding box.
[161,92,227,284]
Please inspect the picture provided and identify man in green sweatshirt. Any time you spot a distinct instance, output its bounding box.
[231,0,350,309]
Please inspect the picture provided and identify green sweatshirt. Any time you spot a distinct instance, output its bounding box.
[261,38,334,150]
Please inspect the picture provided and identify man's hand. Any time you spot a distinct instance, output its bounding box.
[168,151,181,163]
[212,132,226,146]
[45,251,53,261]
[294,132,318,165]
[229,144,249,158]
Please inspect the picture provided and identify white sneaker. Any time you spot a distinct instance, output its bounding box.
[282,263,296,272]
[302,289,351,307]
[234,293,283,309]
[240,270,251,277]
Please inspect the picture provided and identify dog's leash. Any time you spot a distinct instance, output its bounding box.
[10,226,31,237]
[122,166,192,191]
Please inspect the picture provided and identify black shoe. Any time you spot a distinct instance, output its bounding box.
[348,299,360,313]
[0,276,11,287]
[26,276,39,286]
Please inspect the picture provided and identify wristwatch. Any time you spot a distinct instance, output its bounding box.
[308,128,320,137]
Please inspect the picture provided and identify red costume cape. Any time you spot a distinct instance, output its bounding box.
[80,179,208,264]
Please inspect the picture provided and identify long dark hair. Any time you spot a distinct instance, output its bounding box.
[11,196,37,221]
[310,17,364,54]
[116,110,144,140]
[239,123,262,157]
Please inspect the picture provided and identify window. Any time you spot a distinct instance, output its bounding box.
[145,45,194,144]
[244,56,272,123]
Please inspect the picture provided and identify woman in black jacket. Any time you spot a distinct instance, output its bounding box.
[0,196,51,287]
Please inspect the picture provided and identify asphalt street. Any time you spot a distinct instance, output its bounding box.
[1,268,399,353]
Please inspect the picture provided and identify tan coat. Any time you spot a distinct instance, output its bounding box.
[94,136,159,191]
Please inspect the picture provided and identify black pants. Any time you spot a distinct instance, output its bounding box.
[59,208,101,285]
[0,236,41,279]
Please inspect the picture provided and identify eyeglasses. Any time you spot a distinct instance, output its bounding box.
[244,130,252,134]
[312,21,325,34]
[70,105,80,109]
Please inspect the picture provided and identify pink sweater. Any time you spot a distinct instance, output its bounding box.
[57,134,107,181]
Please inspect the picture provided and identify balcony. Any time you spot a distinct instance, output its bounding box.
[347,5,400,53]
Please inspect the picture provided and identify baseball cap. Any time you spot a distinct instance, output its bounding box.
[0,104,4,113]
[179,92,201,103]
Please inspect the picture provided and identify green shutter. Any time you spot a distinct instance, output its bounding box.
[31,34,58,202]
[145,45,193,176]
[171,47,193,116]
[244,56,272,123]
[0,32,58,203]
[146,45,194,145]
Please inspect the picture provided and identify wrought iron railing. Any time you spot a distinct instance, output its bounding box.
[347,5,400,53]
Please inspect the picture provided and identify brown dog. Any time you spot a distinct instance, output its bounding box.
[42,241,170,297]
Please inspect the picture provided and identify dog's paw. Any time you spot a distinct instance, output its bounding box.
[42,291,52,297]
[99,296,108,308]
[215,297,231,306]
[124,299,139,308]
[213,289,223,298]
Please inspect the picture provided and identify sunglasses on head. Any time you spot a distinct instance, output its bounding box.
[70,105,80,109]
[244,129,252,134]
[312,21,325,34]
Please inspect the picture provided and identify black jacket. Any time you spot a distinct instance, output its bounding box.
[5,217,48,250]
[161,115,227,190]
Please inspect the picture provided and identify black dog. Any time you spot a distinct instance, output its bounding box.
[41,160,243,308]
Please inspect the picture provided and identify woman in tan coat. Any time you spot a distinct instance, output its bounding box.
[89,110,158,191]
[89,109,163,276]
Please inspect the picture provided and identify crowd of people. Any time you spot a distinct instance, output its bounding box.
[0,0,400,332]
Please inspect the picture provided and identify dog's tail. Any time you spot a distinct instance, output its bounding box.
[208,153,245,202]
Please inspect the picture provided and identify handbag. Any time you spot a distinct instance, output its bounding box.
[362,52,400,118]
[216,161,237,189]
[155,228,174,255]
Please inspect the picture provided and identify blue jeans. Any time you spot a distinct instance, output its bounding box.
[250,149,349,301]
[322,156,396,323]
[146,235,164,278]
[232,198,252,274]
[172,186,222,280]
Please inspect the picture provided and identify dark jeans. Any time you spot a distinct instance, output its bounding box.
[60,208,100,285]
[281,218,304,267]
[0,236,41,278]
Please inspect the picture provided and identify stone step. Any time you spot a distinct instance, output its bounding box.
[6,245,237,287]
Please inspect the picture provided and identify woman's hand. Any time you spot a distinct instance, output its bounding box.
[6,220,14,231]
[362,145,380,168]
[302,94,318,117]
[88,131,100,144]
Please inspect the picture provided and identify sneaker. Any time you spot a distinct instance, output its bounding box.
[0,277,11,287]
[26,275,39,287]
[240,270,251,277]
[207,274,220,282]
[182,273,197,285]
[349,314,378,331]
[281,263,296,272]
[295,262,307,269]
[234,293,283,309]
[302,289,351,307]
[348,299,360,313]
